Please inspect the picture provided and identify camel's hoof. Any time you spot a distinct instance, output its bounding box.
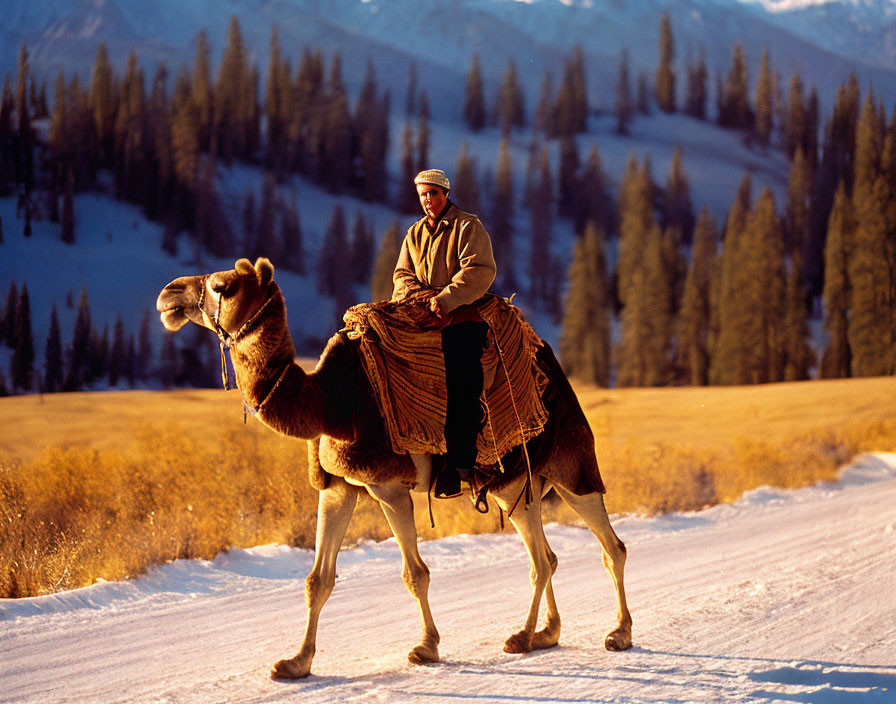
[408,643,440,665]
[271,657,312,680]
[530,628,560,651]
[503,630,533,654]
[604,627,632,652]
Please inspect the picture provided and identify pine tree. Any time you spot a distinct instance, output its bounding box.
[291,49,324,175]
[215,16,250,163]
[264,27,287,176]
[720,44,751,129]
[124,333,137,387]
[253,170,279,260]
[534,71,556,135]
[678,208,717,385]
[114,50,146,202]
[242,190,256,251]
[615,48,633,136]
[15,44,34,192]
[783,264,813,381]
[662,146,694,244]
[405,61,417,118]
[785,73,806,159]
[684,51,707,120]
[355,62,390,201]
[575,146,615,237]
[463,53,486,131]
[804,86,819,173]
[88,43,116,168]
[710,173,753,385]
[784,146,811,271]
[559,221,611,386]
[88,324,109,384]
[280,192,304,274]
[44,304,64,393]
[416,92,430,173]
[848,92,894,376]
[371,222,402,302]
[350,211,374,284]
[490,138,515,290]
[1,282,18,348]
[754,48,773,146]
[740,188,787,383]
[192,30,214,152]
[453,144,479,213]
[617,223,672,387]
[654,12,676,113]
[160,332,178,388]
[557,134,579,217]
[322,54,353,192]
[195,154,233,258]
[399,122,418,214]
[496,59,525,134]
[61,164,75,243]
[65,287,92,391]
[147,64,173,222]
[529,147,553,302]
[555,46,588,135]
[617,155,654,307]
[109,313,125,386]
[137,310,153,382]
[11,283,34,391]
[318,205,349,297]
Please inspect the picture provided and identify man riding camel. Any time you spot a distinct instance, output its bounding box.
[392,169,497,499]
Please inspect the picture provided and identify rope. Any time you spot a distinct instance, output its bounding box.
[492,327,534,507]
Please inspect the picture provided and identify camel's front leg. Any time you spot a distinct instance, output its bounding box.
[493,477,561,654]
[366,482,440,665]
[271,476,360,679]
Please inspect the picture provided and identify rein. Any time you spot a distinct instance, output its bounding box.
[198,276,287,421]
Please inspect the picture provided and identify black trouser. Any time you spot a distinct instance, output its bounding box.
[441,321,489,471]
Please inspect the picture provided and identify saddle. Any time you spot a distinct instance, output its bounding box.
[341,294,549,474]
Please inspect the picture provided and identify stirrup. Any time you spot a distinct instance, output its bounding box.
[473,486,489,514]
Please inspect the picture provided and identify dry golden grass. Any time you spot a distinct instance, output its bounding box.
[2,377,895,598]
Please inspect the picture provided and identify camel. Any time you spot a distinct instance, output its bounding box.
[156,257,632,679]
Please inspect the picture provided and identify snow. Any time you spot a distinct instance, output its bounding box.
[2,452,895,703]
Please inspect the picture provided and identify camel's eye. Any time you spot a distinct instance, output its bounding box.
[212,281,226,294]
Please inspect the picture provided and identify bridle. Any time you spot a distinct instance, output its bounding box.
[197,274,289,421]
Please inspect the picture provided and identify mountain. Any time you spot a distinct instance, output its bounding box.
[2,0,895,114]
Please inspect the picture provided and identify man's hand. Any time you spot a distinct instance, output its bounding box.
[429,296,444,318]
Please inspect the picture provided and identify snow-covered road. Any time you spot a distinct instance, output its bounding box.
[3,454,895,704]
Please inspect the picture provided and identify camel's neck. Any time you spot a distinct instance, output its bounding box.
[226,286,330,440]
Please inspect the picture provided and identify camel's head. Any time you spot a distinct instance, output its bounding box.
[156,257,276,336]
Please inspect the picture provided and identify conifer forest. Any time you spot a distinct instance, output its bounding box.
[1,11,894,395]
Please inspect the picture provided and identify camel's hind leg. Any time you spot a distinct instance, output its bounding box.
[271,476,360,679]
[492,476,561,654]
[553,485,632,651]
[366,482,440,665]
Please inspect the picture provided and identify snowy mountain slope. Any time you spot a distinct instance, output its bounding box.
[2,452,895,703]
[0,106,791,361]
[737,0,896,71]
[2,0,894,116]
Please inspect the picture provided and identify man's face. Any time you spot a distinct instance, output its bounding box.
[417,183,448,221]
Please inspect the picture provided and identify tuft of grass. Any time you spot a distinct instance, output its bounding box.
[2,378,895,597]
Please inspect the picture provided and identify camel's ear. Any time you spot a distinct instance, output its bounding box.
[255,257,275,287]
[234,258,254,276]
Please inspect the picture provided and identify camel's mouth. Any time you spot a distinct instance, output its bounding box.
[159,305,189,331]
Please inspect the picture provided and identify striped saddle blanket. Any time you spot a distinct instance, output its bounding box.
[342,295,549,467]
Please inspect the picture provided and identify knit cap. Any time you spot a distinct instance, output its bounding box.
[414,169,450,191]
